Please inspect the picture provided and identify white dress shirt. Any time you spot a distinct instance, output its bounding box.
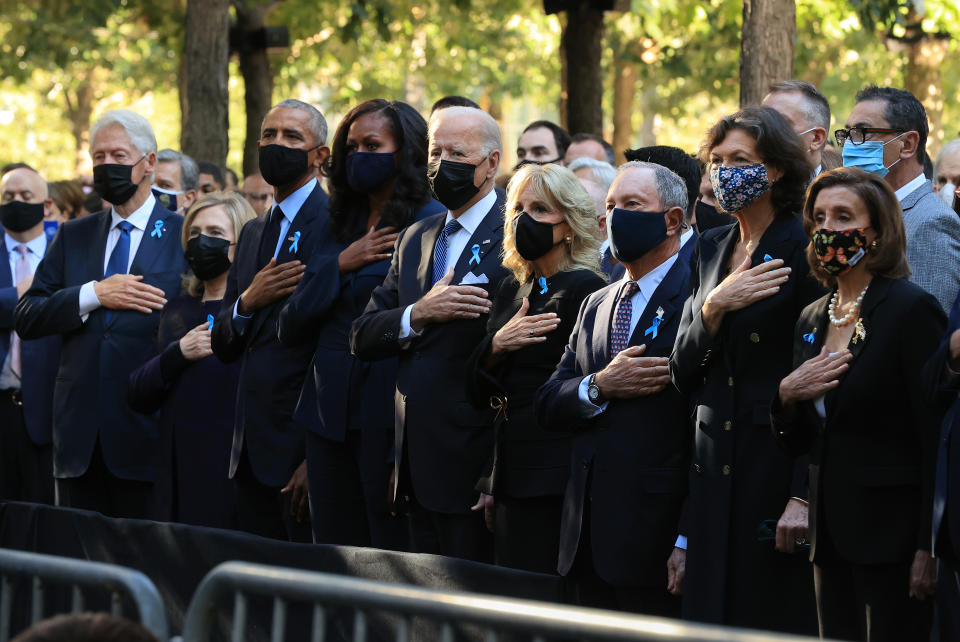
[77,193,157,319]
[894,172,927,203]
[0,231,47,389]
[399,189,498,340]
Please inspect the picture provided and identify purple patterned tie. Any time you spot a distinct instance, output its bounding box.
[9,245,29,378]
[609,281,639,356]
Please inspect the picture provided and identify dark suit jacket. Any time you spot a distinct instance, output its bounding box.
[212,181,334,489]
[536,249,692,587]
[0,235,60,446]
[772,277,944,566]
[669,216,822,631]
[15,201,187,481]
[349,191,509,514]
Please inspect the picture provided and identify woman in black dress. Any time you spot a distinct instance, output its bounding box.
[128,192,255,528]
[467,163,605,573]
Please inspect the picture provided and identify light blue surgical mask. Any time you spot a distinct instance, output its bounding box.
[841,132,905,178]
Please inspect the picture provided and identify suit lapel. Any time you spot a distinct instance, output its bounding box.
[275,184,327,266]
[750,214,795,267]
[418,216,445,294]
[93,211,113,281]
[699,223,738,303]
[452,198,504,283]
[0,237,10,288]
[592,284,619,366]
[628,255,689,351]
[130,202,173,276]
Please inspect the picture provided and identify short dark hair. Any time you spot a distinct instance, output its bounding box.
[767,80,831,131]
[224,167,239,188]
[430,96,480,114]
[1,162,35,177]
[854,85,928,164]
[570,132,616,165]
[197,161,224,189]
[803,167,910,287]
[522,120,571,158]
[625,145,700,218]
[11,612,159,642]
[701,106,811,219]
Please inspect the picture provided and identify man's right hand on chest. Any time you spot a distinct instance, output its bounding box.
[237,258,305,315]
[93,274,167,314]
[409,268,491,333]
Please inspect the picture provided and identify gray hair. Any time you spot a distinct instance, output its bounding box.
[431,106,502,156]
[89,109,157,157]
[935,138,960,179]
[566,157,616,191]
[263,99,328,146]
[617,161,688,214]
[767,80,831,132]
[156,148,199,192]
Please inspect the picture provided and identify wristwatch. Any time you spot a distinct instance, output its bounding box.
[587,373,604,405]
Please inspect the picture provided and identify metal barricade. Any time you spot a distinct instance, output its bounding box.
[0,548,168,642]
[183,560,823,642]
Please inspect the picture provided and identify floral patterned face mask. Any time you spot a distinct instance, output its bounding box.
[812,227,868,276]
[710,163,771,214]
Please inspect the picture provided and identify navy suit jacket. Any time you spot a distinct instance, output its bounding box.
[15,201,187,481]
[0,235,60,446]
[535,246,693,586]
[349,191,509,514]
[212,182,335,488]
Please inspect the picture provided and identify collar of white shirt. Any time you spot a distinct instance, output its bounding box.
[894,172,927,203]
[813,164,823,178]
[447,189,497,236]
[276,178,318,223]
[110,193,156,232]
[619,250,679,304]
[5,230,47,259]
[599,238,611,258]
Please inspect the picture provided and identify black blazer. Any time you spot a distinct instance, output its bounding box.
[349,192,509,514]
[536,249,692,587]
[15,202,187,481]
[212,182,335,488]
[0,235,60,446]
[467,268,606,498]
[772,277,944,565]
[669,216,823,628]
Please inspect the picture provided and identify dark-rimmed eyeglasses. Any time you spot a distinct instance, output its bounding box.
[834,126,904,147]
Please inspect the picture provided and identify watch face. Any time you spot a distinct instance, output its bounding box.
[588,386,599,401]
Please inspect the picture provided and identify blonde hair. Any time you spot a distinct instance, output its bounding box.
[181,192,257,297]
[502,163,604,283]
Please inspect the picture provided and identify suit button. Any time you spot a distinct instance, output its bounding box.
[749,332,760,343]
[723,420,732,431]
[694,464,701,473]
[722,465,732,476]
[728,377,734,387]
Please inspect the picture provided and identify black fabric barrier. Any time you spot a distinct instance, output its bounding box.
[0,501,566,641]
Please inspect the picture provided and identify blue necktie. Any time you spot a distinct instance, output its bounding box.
[432,219,462,285]
[609,281,639,356]
[104,221,133,322]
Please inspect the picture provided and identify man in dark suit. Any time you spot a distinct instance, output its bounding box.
[535,161,693,615]
[350,106,508,562]
[15,110,187,518]
[212,99,333,542]
[0,167,60,504]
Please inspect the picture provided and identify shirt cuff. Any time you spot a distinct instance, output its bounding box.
[78,281,100,321]
[578,375,608,417]
[674,535,687,550]
[231,298,252,335]
[399,304,421,342]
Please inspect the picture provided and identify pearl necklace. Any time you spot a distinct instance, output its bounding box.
[828,283,869,327]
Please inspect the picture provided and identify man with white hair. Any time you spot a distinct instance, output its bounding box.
[152,148,198,215]
[15,109,188,518]
[935,138,960,209]
[351,106,509,561]
[567,157,616,193]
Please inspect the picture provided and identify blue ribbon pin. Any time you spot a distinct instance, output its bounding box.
[538,276,548,294]
[802,328,816,344]
[150,220,164,238]
[469,244,481,266]
[288,230,301,253]
[763,253,773,262]
[644,307,665,340]
[207,314,215,330]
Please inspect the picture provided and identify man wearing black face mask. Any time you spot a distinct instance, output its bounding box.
[15,109,187,519]
[212,99,335,542]
[0,167,60,505]
[536,162,693,615]
[351,106,510,562]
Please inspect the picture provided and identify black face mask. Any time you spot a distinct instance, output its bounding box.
[693,199,736,233]
[514,212,562,261]
[608,207,668,263]
[185,234,232,281]
[259,144,320,188]
[428,157,486,211]
[512,157,562,172]
[93,154,146,205]
[0,201,44,233]
[346,152,397,192]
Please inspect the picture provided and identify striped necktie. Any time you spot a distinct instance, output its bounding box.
[432,219,462,285]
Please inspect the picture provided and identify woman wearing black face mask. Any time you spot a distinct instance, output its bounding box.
[465,163,605,573]
[277,99,444,550]
[127,193,255,528]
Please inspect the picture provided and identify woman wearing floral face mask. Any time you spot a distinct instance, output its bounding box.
[771,167,943,641]
[670,106,824,634]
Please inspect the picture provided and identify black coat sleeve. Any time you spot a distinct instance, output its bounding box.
[277,247,345,347]
[349,227,408,362]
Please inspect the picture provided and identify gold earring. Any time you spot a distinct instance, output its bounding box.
[871,240,879,249]
[565,236,572,243]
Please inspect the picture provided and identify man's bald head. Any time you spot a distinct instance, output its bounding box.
[1,167,48,203]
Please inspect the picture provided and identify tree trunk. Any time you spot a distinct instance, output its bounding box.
[235,1,275,177]
[638,85,657,146]
[562,2,604,135]
[181,0,230,167]
[899,9,949,159]
[558,15,569,132]
[739,0,795,107]
[62,79,95,174]
[612,57,635,165]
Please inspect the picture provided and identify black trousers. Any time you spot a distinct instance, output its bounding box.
[0,390,53,505]
[305,429,406,550]
[408,500,493,563]
[233,448,312,543]
[54,438,155,519]
[493,492,562,574]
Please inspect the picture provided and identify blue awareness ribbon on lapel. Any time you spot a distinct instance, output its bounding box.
[763,253,773,262]
[150,220,164,238]
[802,329,816,344]
[469,243,481,265]
[538,276,548,294]
[644,316,662,340]
[207,314,215,330]
[288,230,301,253]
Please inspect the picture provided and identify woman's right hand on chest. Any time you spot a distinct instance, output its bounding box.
[338,226,399,274]
[702,256,791,334]
[777,347,851,406]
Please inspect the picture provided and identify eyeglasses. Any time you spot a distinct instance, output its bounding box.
[834,126,904,147]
